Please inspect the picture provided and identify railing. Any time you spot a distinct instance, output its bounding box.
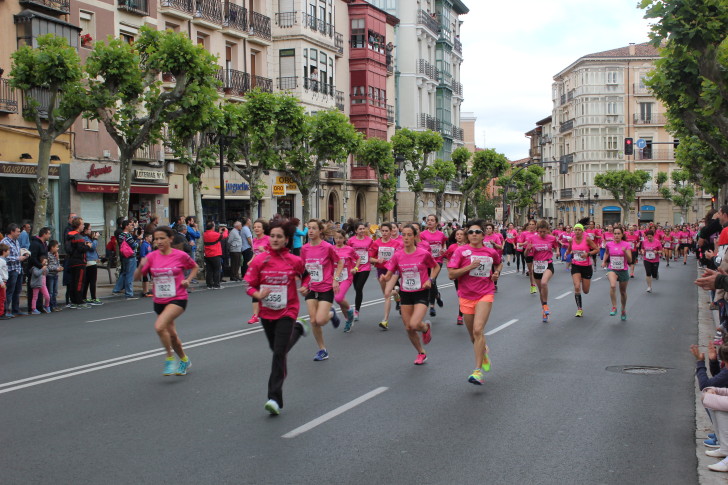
[336,90,345,111]
[633,83,652,95]
[560,188,573,199]
[160,0,193,14]
[250,11,271,40]
[418,113,438,131]
[23,88,58,119]
[559,119,574,133]
[453,127,464,141]
[194,0,223,24]
[387,62,393,75]
[217,69,250,96]
[302,13,333,37]
[351,166,377,180]
[133,144,159,161]
[567,89,574,101]
[454,38,462,55]
[636,149,674,160]
[335,32,344,55]
[417,9,439,34]
[633,113,667,125]
[223,2,247,31]
[304,78,334,96]
[20,0,70,13]
[452,80,463,97]
[0,79,19,114]
[326,169,345,179]
[251,75,272,92]
[387,104,394,124]
[277,76,298,91]
[275,11,296,27]
[416,59,439,82]
[560,94,566,105]
[118,0,149,15]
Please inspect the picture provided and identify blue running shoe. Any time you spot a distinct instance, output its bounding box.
[176,358,191,376]
[710,433,717,440]
[163,358,176,376]
[705,437,720,448]
[330,310,340,329]
[314,349,329,361]
[346,308,354,325]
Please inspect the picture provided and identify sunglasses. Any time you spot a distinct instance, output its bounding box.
[467,229,484,235]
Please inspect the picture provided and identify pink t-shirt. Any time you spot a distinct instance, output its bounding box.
[506,229,518,244]
[559,232,573,247]
[569,236,592,267]
[420,229,448,262]
[334,245,358,282]
[300,240,342,292]
[252,235,270,256]
[244,249,309,321]
[625,233,640,252]
[448,245,502,299]
[348,236,373,272]
[483,233,501,249]
[140,249,197,304]
[529,234,558,261]
[369,237,402,269]
[662,233,673,248]
[601,231,614,248]
[642,239,663,263]
[516,231,528,252]
[606,241,632,271]
[444,242,465,261]
[586,229,599,243]
[385,247,437,293]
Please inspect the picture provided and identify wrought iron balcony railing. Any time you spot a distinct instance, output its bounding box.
[633,113,667,125]
[454,38,462,55]
[216,69,250,96]
[19,0,70,14]
[223,2,247,31]
[22,87,59,119]
[559,119,574,133]
[250,11,271,40]
[118,0,149,15]
[416,59,438,82]
[335,32,344,55]
[0,79,19,114]
[160,0,194,14]
[417,9,438,34]
[277,76,298,91]
[194,0,223,24]
[275,11,296,28]
[336,90,345,111]
[251,75,272,92]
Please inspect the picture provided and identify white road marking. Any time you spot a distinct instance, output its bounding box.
[485,319,518,336]
[593,277,603,282]
[86,311,153,323]
[555,291,573,300]
[282,387,389,438]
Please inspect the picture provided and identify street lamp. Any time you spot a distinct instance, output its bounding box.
[209,133,233,225]
[394,154,405,222]
[579,187,599,219]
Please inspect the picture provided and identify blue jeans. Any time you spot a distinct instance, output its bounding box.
[46,273,59,308]
[5,270,23,315]
[113,257,137,297]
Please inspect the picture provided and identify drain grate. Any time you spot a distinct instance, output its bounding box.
[606,365,670,375]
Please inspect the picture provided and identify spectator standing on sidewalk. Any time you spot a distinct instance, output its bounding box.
[0,244,9,319]
[112,219,139,300]
[82,223,102,305]
[140,232,153,297]
[46,240,62,311]
[65,217,91,309]
[29,256,50,314]
[26,227,50,313]
[185,216,201,253]
[240,217,253,279]
[18,223,31,250]
[292,218,307,256]
[62,213,78,306]
[1,224,30,318]
[228,221,243,281]
[203,221,223,289]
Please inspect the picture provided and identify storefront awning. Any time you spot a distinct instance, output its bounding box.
[202,194,250,200]
[602,206,621,212]
[75,181,168,194]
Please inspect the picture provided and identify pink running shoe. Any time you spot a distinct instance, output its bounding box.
[422,321,432,345]
[414,353,428,365]
[247,314,259,325]
[456,315,463,325]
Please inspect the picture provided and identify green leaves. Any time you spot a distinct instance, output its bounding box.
[594,170,651,223]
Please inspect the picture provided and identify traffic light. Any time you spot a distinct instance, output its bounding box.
[624,137,634,155]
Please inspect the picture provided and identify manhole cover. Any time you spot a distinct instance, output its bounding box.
[606,365,670,375]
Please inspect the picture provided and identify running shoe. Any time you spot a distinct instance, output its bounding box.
[621,311,627,321]
[79,303,92,309]
[90,299,104,305]
[711,433,718,439]
[646,287,652,293]
[379,320,388,330]
[542,304,550,316]
[436,292,444,307]
[422,321,432,345]
[609,307,617,316]
[630,274,634,278]
[482,347,491,373]
[575,309,583,318]
[163,358,176,376]
[456,315,463,325]
[414,353,428,365]
[393,290,400,303]
[83,299,93,304]
[345,308,354,324]
[43,307,51,313]
[429,307,436,317]
[354,310,359,321]
[314,349,329,361]
[176,358,191,376]
[542,311,548,323]
[247,314,259,325]
[525,271,529,276]
[705,437,720,448]
[265,399,281,416]
[68,304,78,310]
[297,319,311,337]
[468,369,484,385]
[330,310,340,329]
[31,309,41,315]
[529,285,537,294]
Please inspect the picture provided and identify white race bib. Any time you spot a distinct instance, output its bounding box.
[261,284,287,310]
[335,267,348,282]
[645,251,656,260]
[356,249,369,265]
[484,241,494,249]
[516,242,524,250]
[469,255,493,277]
[663,242,671,248]
[587,233,595,240]
[534,260,548,274]
[611,256,625,270]
[378,247,394,262]
[154,275,176,298]
[430,243,442,258]
[401,270,422,291]
[306,263,323,283]
[572,251,587,262]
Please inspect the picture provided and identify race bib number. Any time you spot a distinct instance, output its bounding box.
[154,275,176,298]
[611,256,625,270]
[587,233,595,240]
[680,238,688,244]
[401,270,422,291]
[356,249,369,265]
[663,242,671,249]
[533,260,548,274]
[645,251,656,260]
[335,267,348,282]
[306,263,323,283]
[484,241,493,249]
[261,284,286,310]
[469,255,493,277]
[516,242,524,250]
[378,247,394,262]
[572,251,587,262]
[430,243,442,258]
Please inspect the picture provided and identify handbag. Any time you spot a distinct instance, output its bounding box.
[120,240,134,258]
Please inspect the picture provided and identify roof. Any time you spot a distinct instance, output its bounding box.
[584,42,659,59]
[453,0,469,15]
[14,9,82,30]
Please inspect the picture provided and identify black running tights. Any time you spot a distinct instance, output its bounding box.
[353,270,370,311]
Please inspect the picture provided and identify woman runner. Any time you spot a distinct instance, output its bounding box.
[447,220,502,385]
[135,226,199,376]
[525,220,559,322]
[603,225,633,320]
[663,227,673,266]
[679,224,691,264]
[369,222,402,330]
[504,223,518,266]
[244,219,312,415]
[247,219,270,325]
[420,214,447,317]
[586,221,601,269]
[567,221,599,317]
[444,227,467,325]
[641,229,663,293]
[625,226,640,278]
[380,224,438,365]
[332,229,359,333]
[520,220,538,293]
[300,219,344,361]
[347,221,373,322]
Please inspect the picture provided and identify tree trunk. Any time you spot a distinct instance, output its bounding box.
[619,202,631,225]
[117,150,134,220]
[301,188,311,222]
[192,180,206,278]
[33,137,53,232]
[412,190,421,222]
[435,192,444,222]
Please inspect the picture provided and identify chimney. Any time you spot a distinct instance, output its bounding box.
[628,42,636,56]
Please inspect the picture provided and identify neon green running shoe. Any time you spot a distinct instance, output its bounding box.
[482,348,491,373]
[468,369,484,385]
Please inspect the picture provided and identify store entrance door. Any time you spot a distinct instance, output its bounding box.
[277,195,295,218]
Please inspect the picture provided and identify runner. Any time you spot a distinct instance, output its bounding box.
[332,229,359,333]
[244,218,312,415]
[247,218,270,325]
[641,229,663,293]
[567,222,599,317]
[444,227,467,325]
[420,214,448,317]
[369,222,402,330]
[447,219,502,385]
[586,220,601,269]
[600,225,614,266]
[347,221,373,322]
[380,224,438,365]
[300,219,345,361]
[679,223,691,265]
[515,224,526,275]
[625,226,640,278]
[519,220,538,293]
[559,226,574,271]
[134,226,198,376]
[525,220,559,322]
[603,225,633,320]
[504,223,518,266]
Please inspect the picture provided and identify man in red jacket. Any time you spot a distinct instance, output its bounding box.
[203,221,223,289]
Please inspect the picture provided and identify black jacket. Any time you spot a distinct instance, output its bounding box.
[65,231,88,268]
[28,236,48,270]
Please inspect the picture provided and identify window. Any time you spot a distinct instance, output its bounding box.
[639,102,653,122]
[14,11,81,49]
[351,86,365,104]
[606,101,618,115]
[196,35,207,48]
[165,22,180,32]
[79,11,95,48]
[83,117,99,131]
[606,71,619,84]
[121,33,134,44]
[351,19,364,48]
[605,135,618,150]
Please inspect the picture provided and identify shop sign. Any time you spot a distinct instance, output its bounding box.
[275,175,298,191]
[272,184,287,197]
[225,181,250,193]
[70,160,119,181]
[135,169,165,181]
[0,162,60,178]
[86,163,113,179]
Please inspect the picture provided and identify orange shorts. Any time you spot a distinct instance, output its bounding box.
[459,294,495,315]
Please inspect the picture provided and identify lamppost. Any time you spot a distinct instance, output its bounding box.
[579,186,599,220]
[209,133,233,225]
[459,167,469,220]
[394,154,405,222]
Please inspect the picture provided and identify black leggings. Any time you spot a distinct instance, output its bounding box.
[516,252,524,271]
[353,270,370,311]
[428,263,443,305]
[83,264,98,300]
[261,316,303,408]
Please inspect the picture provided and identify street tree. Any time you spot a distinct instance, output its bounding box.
[280,110,362,222]
[85,27,219,219]
[421,158,457,222]
[594,169,651,224]
[357,137,396,222]
[390,128,443,220]
[223,91,305,218]
[641,0,728,197]
[470,191,498,220]
[657,169,696,223]
[498,164,545,224]
[457,148,509,222]
[10,34,87,232]
[673,135,726,197]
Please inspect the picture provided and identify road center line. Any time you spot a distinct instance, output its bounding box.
[593,277,603,282]
[485,319,518,336]
[86,311,154,323]
[555,291,573,300]
[282,387,389,439]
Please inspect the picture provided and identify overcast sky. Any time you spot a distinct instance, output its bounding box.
[460,0,654,160]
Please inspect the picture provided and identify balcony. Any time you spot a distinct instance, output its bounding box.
[351,165,377,180]
[560,188,573,199]
[387,62,393,75]
[454,37,462,55]
[636,149,674,161]
[303,77,335,96]
[277,76,298,91]
[160,0,194,18]
[23,88,58,119]
[453,127,464,141]
[193,0,223,26]
[567,89,574,102]
[325,169,345,180]
[275,11,296,28]
[19,0,69,14]
[335,32,344,56]
[222,2,247,34]
[559,118,574,133]
[250,75,272,93]
[216,69,250,97]
[387,104,394,125]
[417,9,439,35]
[416,59,439,82]
[118,0,149,16]
[452,80,463,97]
[0,79,19,114]
[418,113,438,131]
[133,144,160,161]
[336,91,345,111]
[633,83,652,95]
[249,11,271,42]
[633,113,667,125]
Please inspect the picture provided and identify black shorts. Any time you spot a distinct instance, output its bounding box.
[504,242,515,255]
[153,299,188,315]
[533,262,554,280]
[570,264,593,279]
[679,243,690,251]
[305,289,334,303]
[644,260,659,278]
[525,256,534,264]
[400,289,430,306]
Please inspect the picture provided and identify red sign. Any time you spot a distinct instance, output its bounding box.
[86,163,113,179]
[76,182,168,195]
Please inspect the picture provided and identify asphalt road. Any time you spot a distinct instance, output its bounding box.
[0,259,699,485]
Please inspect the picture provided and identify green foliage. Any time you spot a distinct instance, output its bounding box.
[594,170,651,222]
[422,158,457,192]
[358,138,396,221]
[498,164,545,213]
[391,128,444,214]
[472,191,497,220]
[659,169,696,215]
[656,171,669,187]
[450,146,471,170]
[673,135,726,195]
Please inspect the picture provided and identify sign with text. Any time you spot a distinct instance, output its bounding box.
[275,176,298,191]
[1,162,61,179]
[272,184,287,197]
[135,169,165,181]
[70,160,119,181]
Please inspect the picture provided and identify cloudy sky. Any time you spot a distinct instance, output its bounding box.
[460,0,654,160]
